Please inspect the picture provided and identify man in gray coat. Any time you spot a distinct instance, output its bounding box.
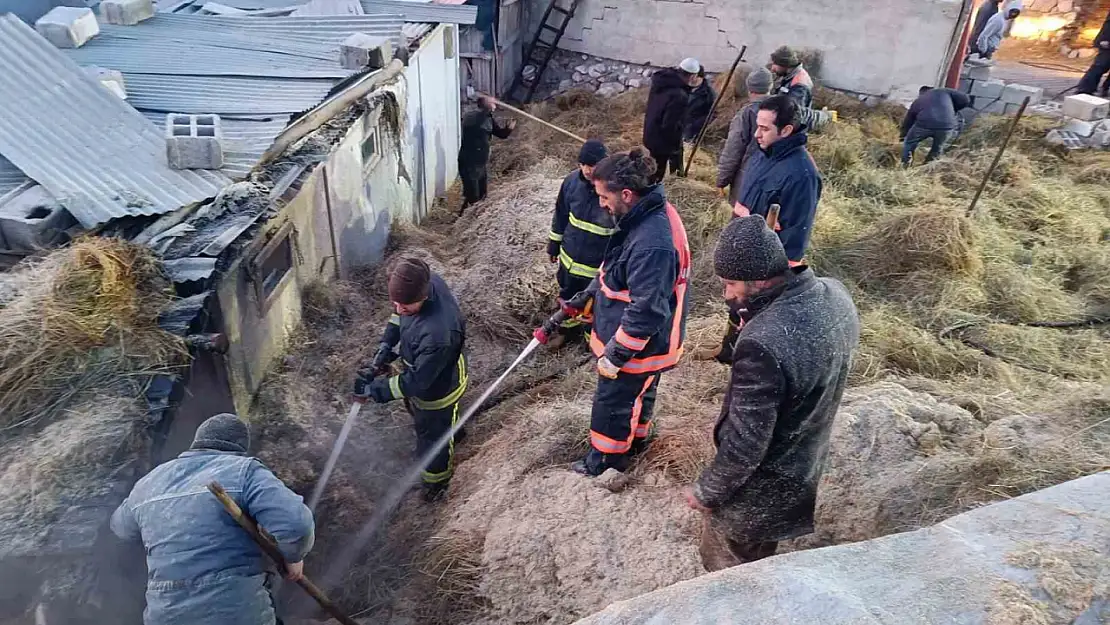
[683,216,859,571]
[112,413,314,625]
[716,67,773,205]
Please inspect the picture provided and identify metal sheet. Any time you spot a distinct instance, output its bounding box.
[140,112,290,179]
[162,257,218,282]
[360,0,475,24]
[0,156,30,198]
[0,15,229,229]
[125,74,337,115]
[292,0,364,15]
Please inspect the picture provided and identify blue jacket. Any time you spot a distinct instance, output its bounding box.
[548,169,616,279]
[111,450,314,625]
[589,185,690,375]
[737,131,822,262]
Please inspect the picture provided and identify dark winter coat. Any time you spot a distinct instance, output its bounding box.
[694,267,860,543]
[901,88,972,136]
[643,69,692,156]
[548,169,615,278]
[458,109,512,174]
[683,80,718,142]
[774,66,813,109]
[588,185,691,375]
[1096,13,1110,47]
[716,100,761,205]
[736,131,822,262]
[375,272,467,409]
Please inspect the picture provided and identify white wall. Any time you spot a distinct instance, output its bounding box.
[405,23,462,221]
[552,0,964,97]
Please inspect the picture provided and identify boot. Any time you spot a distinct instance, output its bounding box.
[629,429,656,458]
[571,448,629,476]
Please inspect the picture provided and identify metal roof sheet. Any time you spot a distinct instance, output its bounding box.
[162,257,218,283]
[403,21,433,40]
[0,15,229,229]
[125,74,336,116]
[360,0,474,24]
[292,0,364,16]
[0,156,30,198]
[139,112,291,178]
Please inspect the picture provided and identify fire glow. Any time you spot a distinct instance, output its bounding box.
[1010,15,1072,39]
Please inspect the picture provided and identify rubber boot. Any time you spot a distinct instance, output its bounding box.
[571,448,630,476]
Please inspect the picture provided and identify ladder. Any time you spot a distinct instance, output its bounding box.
[505,0,579,104]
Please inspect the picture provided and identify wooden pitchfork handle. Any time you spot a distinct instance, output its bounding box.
[765,204,781,231]
[207,482,359,625]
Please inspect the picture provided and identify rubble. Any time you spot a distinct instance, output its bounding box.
[521,50,662,100]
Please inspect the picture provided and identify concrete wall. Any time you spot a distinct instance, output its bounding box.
[539,0,964,97]
[406,23,461,221]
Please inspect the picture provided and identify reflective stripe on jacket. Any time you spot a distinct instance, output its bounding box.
[589,185,690,374]
[775,66,813,109]
[549,169,616,278]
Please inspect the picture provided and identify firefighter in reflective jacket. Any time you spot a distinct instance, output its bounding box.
[353,257,467,501]
[556,148,691,476]
[546,140,612,346]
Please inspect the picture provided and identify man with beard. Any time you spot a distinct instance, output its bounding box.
[683,215,859,571]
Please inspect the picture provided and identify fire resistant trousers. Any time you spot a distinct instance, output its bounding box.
[589,372,660,455]
[408,400,458,486]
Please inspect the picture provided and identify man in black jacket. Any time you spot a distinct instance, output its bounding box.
[457,95,516,212]
[354,258,468,501]
[901,86,971,166]
[643,59,699,182]
[1078,10,1110,97]
[546,139,612,347]
[683,216,859,571]
[683,65,717,143]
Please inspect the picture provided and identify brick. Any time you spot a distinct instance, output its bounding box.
[0,185,76,251]
[963,64,992,81]
[339,34,393,70]
[100,0,154,25]
[1001,83,1044,106]
[970,78,1005,100]
[1062,94,1110,121]
[82,66,127,100]
[34,7,99,49]
[165,114,224,170]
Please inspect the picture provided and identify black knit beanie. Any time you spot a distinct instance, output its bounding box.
[191,413,250,454]
[771,45,801,69]
[389,257,431,305]
[714,215,790,281]
[578,140,609,166]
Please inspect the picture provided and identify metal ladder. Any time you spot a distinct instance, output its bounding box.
[505,0,579,104]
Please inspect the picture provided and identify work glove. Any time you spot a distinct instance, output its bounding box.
[371,343,395,374]
[365,376,395,404]
[561,290,593,318]
[596,355,621,380]
[352,367,376,404]
[547,239,560,264]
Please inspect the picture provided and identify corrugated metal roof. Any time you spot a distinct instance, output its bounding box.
[126,74,336,116]
[360,0,475,24]
[0,15,229,229]
[0,156,30,198]
[403,22,434,40]
[139,112,291,178]
[292,0,364,16]
[162,257,218,283]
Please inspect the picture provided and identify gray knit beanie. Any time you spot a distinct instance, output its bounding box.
[771,45,801,69]
[191,413,250,454]
[714,215,790,281]
[746,67,773,95]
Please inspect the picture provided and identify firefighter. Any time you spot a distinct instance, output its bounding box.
[353,257,467,501]
[548,148,691,476]
[545,139,612,348]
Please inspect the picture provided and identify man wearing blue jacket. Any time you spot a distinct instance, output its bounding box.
[734,94,822,266]
[546,139,612,347]
[111,413,314,625]
[553,148,691,476]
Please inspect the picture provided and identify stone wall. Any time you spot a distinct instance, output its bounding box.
[530,49,658,100]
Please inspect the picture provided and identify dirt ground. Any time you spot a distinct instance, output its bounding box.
[253,83,1110,624]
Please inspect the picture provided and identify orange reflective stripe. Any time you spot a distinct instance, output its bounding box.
[634,422,651,438]
[598,268,631,303]
[591,430,632,454]
[631,374,656,436]
[788,259,804,268]
[591,374,656,454]
[615,327,648,351]
[589,330,605,357]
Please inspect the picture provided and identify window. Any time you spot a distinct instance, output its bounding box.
[251,221,296,312]
[444,25,455,59]
[361,126,381,173]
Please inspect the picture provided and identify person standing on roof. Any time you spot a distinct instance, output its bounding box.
[770,46,813,109]
[546,139,612,349]
[544,148,690,476]
[111,413,315,625]
[1077,9,1110,97]
[683,216,859,571]
[643,58,701,182]
[457,95,516,212]
[900,86,971,166]
[353,258,467,501]
[976,5,1021,59]
[683,64,718,144]
[716,67,774,206]
[733,95,822,266]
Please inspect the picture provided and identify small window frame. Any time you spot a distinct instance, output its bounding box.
[362,108,384,174]
[249,220,296,314]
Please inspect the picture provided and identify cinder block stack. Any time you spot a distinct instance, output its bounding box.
[958,62,1044,115]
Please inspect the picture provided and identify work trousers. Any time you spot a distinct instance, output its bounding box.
[698,516,778,572]
[1078,49,1110,96]
[556,265,594,335]
[589,372,659,455]
[460,168,488,209]
[649,147,683,183]
[902,125,952,166]
[407,400,459,485]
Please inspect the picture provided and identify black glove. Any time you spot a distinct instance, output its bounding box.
[366,376,395,404]
[372,343,395,373]
[547,239,561,262]
[352,367,376,401]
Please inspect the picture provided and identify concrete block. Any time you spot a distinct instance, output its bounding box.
[970,78,1005,100]
[82,66,127,100]
[1062,94,1110,121]
[1091,129,1110,147]
[1063,118,1095,137]
[1004,102,1025,116]
[34,7,99,49]
[339,33,392,70]
[165,114,224,170]
[978,99,1007,114]
[0,185,75,251]
[963,64,992,81]
[1001,83,1044,106]
[99,0,154,25]
[1045,129,1085,149]
[958,77,972,93]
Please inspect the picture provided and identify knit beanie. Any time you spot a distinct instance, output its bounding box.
[578,140,609,166]
[191,413,250,454]
[714,215,790,281]
[746,67,773,95]
[389,257,431,304]
[770,45,801,69]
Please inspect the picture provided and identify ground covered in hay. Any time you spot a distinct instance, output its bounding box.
[255,85,1110,625]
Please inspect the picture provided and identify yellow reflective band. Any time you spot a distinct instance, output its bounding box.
[569,213,618,237]
[389,314,400,326]
[389,375,404,399]
[410,355,468,411]
[421,403,458,484]
[558,248,600,279]
[549,231,564,242]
